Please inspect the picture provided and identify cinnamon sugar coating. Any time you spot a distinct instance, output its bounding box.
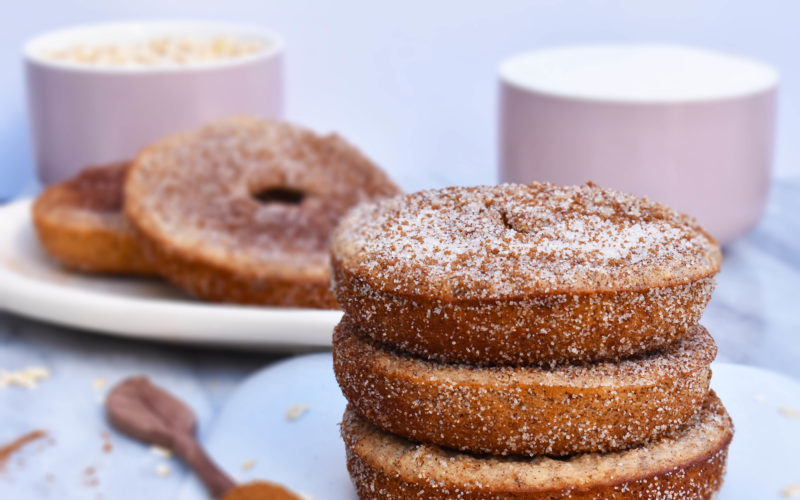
[125,117,401,308]
[334,317,716,456]
[333,183,720,296]
[331,182,720,364]
[341,392,733,499]
[32,162,156,275]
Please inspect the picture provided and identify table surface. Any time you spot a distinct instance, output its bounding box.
[1,180,799,499]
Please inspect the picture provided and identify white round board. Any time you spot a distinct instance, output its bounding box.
[0,200,342,349]
[177,356,800,500]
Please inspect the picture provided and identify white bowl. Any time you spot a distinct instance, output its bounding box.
[24,21,284,184]
[499,44,778,245]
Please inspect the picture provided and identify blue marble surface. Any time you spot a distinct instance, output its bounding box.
[1,180,799,499]
[702,180,800,378]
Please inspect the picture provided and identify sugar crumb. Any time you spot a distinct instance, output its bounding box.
[155,463,171,477]
[150,445,172,458]
[0,366,51,390]
[779,407,800,418]
[782,483,800,498]
[285,404,310,421]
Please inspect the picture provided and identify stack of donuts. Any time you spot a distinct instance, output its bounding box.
[331,183,734,499]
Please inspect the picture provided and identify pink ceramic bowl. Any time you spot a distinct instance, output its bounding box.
[25,21,284,185]
[499,44,778,245]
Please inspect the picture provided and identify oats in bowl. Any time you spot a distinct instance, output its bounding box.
[42,35,266,67]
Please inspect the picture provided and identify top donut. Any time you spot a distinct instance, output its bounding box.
[125,116,401,308]
[332,183,721,366]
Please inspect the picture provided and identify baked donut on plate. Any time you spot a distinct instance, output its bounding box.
[125,117,401,308]
[342,391,733,500]
[331,183,721,365]
[333,316,715,457]
[32,162,156,275]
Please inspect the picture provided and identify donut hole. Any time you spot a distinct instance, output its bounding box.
[252,186,306,205]
[499,210,526,233]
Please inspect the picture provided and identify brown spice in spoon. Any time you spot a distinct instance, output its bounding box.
[0,430,47,472]
[222,480,305,500]
[106,377,304,500]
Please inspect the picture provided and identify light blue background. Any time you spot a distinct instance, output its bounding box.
[2,0,799,198]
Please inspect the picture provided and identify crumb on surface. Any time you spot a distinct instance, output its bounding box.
[150,445,172,458]
[241,459,256,471]
[779,407,800,418]
[753,394,767,404]
[0,367,51,390]
[285,404,310,421]
[782,483,800,498]
[155,463,171,477]
[92,378,107,391]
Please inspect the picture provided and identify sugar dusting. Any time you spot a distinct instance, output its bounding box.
[333,183,720,298]
[500,44,777,102]
[341,392,733,498]
[127,116,401,277]
[33,163,134,234]
[334,319,716,456]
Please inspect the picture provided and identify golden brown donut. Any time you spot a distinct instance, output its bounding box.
[125,117,401,308]
[32,162,156,275]
[342,391,733,499]
[331,182,721,365]
[333,316,716,457]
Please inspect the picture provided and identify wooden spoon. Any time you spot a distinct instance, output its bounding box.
[106,377,303,500]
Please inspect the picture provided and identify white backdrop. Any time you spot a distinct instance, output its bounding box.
[2,0,798,197]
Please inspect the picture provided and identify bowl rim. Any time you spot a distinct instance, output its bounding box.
[498,43,779,104]
[23,20,284,74]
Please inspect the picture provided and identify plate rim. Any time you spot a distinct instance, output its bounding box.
[178,356,800,500]
[0,199,342,347]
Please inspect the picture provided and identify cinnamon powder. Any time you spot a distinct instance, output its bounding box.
[0,430,47,472]
[222,481,303,500]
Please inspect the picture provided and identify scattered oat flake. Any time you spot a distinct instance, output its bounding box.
[753,394,767,404]
[150,445,172,458]
[0,367,51,390]
[92,378,107,391]
[155,463,171,477]
[241,459,256,471]
[779,407,800,418]
[782,483,800,498]
[285,404,310,421]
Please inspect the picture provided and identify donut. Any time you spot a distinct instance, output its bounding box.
[331,182,721,365]
[32,162,156,275]
[342,391,732,499]
[125,117,401,308]
[333,316,715,457]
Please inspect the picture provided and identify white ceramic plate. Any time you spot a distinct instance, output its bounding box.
[177,356,800,500]
[0,200,342,349]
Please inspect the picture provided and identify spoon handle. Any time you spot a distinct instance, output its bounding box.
[173,434,236,499]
